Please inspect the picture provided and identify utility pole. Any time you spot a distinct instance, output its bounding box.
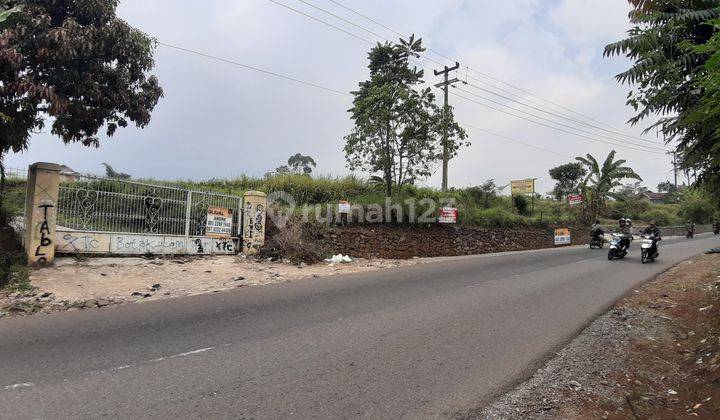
[664,132,678,189]
[435,62,460,192]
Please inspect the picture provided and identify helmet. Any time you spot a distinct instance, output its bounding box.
[625,218,632,227]
[619,219,626,227]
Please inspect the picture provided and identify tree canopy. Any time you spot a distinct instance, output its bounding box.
[287,153,317,175]
[548,162,586,201]
[605,0,720,201]
[0,0,163,188]
[344,35,467,195]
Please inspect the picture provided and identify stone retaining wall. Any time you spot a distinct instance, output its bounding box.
[309,224,589,259]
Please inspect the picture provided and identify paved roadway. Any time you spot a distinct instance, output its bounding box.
[1,234,718,419]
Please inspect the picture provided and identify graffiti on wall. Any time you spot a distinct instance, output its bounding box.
[34,203,55,263]
[55,231,237,255]
[242,200,266,253]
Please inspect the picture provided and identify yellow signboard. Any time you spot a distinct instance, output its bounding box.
[511,179,535,195]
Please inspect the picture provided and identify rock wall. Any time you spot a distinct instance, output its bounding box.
[310,224,589,259]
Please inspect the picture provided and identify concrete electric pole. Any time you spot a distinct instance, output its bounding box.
[434,62,460,192]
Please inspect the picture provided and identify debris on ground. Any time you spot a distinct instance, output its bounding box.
[471,253,720,419]
[325,254,352,265]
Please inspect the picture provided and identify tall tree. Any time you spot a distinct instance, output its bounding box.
[287,153,317,175]
[0,0,163,193]
[605,1,720,202]
[344,35,467,195]
[102,162,131,180]
[576,150,643,224]
[548,162,587,202]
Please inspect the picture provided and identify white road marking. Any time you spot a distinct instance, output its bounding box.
[3,383,34,390]
[84,346,217,378]
[150,347,215,362]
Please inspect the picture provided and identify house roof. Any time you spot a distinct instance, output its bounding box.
[640,191,667,200]
[59,165,79,175]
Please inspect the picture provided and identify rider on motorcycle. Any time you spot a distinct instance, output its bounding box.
[590,220,604,243]
[642,221,661,241]
[618,218,632,252]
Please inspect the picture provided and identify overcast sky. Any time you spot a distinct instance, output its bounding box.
[6,0,676,194]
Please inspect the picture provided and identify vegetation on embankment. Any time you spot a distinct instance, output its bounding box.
[0,202,31,292]
[2,173,716,230]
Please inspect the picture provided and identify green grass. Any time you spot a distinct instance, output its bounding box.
[0,172,690,230]
[0,202,33,292]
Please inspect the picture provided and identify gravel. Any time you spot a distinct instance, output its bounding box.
[469,307,653,419]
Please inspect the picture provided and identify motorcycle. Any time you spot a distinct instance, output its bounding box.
[608,233,630,260]
[713,224,719,235]
[686,225,695,239]
[589,231,605,249]
[640,234,660,264]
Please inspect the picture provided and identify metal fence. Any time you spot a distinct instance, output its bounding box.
[5,167,27,179]
[56,175,242,237]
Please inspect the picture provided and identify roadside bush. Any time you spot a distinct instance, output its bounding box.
[639,208,677,227]
[513,195,530,216]
[466,208,526,228]
[679,191,715,224]
[0,204,31,291]
[258,220,325,264]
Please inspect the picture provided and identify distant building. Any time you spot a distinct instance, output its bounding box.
[59,165,80,183]
[637,191,669,204]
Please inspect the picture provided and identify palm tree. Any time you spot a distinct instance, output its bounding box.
[576,150,643,224]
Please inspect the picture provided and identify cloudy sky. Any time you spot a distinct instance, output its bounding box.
[6,0,676,194]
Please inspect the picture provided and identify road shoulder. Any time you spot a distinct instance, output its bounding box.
[472,252,720,419]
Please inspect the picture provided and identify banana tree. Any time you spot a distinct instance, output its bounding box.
[576,150,643,224]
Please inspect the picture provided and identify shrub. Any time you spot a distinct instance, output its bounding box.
[465,208,527,228]
[639,208,677,226]
[513,195,530,216]
[258,220,325,264]
[679,191,715,224]
[0,204,31,291]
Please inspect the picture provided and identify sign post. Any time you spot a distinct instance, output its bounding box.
[510,178,536,214]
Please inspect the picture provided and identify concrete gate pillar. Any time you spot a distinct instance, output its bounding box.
[24,162,61,266]
[242,191,267,254]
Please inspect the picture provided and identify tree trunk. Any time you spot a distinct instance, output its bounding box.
[0,152,5,201]
[384,124,392,197]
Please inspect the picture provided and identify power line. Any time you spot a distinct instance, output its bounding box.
[320,0,655,141]
[460,122,573,159]
[267,0,375,45]
[157,42,349,96]
[451,91,667,155]
[462,82,667,147]
[259,1,666,155]
[295,0,388,42]
[454,87,667,153]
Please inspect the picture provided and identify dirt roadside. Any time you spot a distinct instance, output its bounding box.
[473,253,720,419]
[0,255,428,318]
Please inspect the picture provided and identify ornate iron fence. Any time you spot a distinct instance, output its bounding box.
[56,175,242,237]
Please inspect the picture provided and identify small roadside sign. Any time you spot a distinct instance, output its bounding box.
[206,206,233,238]
[554,227,572,246]
[338,200,351,214]
[438,207,458,224]
[568,194,583,206]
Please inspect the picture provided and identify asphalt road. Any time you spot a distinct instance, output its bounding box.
[1,234,718,419]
